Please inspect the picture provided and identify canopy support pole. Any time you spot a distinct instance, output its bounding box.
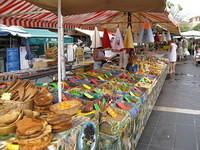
[127,12,132,28]
[57,0,63,102]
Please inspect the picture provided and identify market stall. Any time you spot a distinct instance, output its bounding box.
[0,0,177,150]
[0,25,31,72]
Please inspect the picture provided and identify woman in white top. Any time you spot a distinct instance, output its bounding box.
[169,40,178,74]
[177,39,183,61]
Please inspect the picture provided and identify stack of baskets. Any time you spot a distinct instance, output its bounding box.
[34,86,54,114]
[0,80,38,110]
[0,103,23,136]
[16,118,52,150]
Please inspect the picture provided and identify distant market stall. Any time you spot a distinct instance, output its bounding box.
[22,28,73,57]
[0,25,74,73]
[181,30,200,39]
[0,25,31,72]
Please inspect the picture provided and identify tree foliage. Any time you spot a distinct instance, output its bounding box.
[193,24,200,31]
[180,25,190,32]
[179,21,191,32]
[166,1,184,22]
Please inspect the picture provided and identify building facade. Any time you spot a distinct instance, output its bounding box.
[189,16,200,28]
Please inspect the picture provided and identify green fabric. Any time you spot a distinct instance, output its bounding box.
[24,29,73,56]
[24,29,73,44]
[64,36,73,43]
[23,29,58,38]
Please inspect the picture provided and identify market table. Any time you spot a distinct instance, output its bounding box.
[98,65,169,149]
[0,60,168,150]
[0,63,93,82]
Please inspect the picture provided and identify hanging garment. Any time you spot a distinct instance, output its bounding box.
[166,31,172,41]
[112,28,124,52]
[124,26,134,49]
[161,32,167,43]
[139,20,154,43]
[91,27,102,48]
[102,29,111,49]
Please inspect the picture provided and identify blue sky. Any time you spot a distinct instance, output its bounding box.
[168,0,200,19]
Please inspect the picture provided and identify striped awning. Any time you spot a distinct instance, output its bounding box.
[0,0,179,33]
[0,0,119,29]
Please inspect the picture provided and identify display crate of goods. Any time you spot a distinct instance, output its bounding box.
[99,107,131,136]
[66,87,102,102]
[99,108,132,150]
[48,116,98,150]
[50,100,81,116]
[94,68,122,76]
[77,110,100,127]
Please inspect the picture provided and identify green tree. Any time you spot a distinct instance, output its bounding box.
[193,24,200,31]
[180,25,190,32]
[179,21,191,32]
[166,1,184,22]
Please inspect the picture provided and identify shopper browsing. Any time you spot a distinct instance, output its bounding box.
[126,50,138,72]
[93,47,111,69]
[75,44,84,64]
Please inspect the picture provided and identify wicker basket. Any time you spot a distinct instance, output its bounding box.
[0,111,23,136]
[50,100,81,115]
[22,99,34,110]
[2,99,33,110]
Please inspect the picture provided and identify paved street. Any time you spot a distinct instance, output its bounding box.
[137,60,200,150]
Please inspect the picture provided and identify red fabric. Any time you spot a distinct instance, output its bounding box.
[154,32,160,43]
[0,0,118,29]
[102,29,111,49]
[143,22,150,29]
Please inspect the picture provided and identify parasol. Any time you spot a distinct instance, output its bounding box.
[26,0,166,15]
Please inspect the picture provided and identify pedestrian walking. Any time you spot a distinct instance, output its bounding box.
[182,38,190,60]
[177,38,183,61]
[168,40,178,76]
